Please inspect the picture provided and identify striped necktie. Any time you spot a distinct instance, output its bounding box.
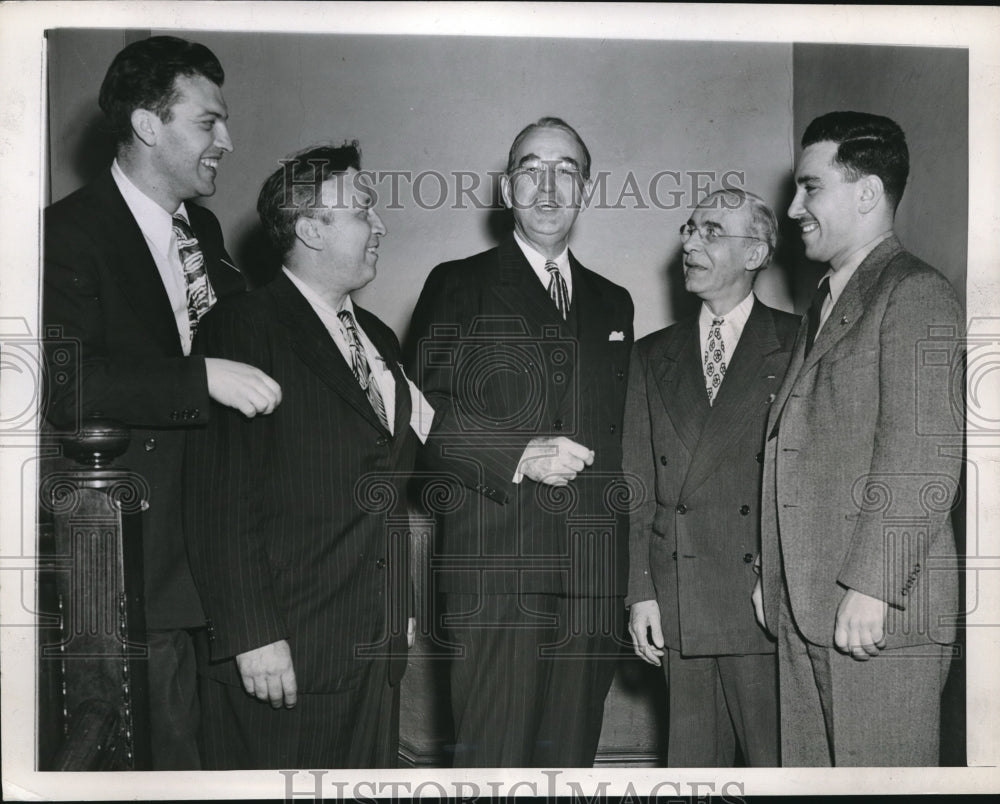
[338,309,389,430]
[704,317,726,404]
[804,276,831,356]
[172,215,217,339]
[545,260,570,320]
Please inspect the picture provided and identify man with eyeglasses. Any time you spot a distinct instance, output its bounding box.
[407,117,634,766]
[624,188,798,766]
[754,112,963,766]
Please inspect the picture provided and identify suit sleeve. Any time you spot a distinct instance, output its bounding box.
[406,265,530,505]
[42,208,210,429]
[183,304,286,661]
[837,269,963,607]
[622,342,658,606]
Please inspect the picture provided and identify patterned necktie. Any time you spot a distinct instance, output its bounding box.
[704,316,726,404]
[545,260,570,320]
[338,310,389,429]
[172,215,217,339]
[804,276,832,356]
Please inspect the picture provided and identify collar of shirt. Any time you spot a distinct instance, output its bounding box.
[512,229,573,299]
[111,159,190,258]
[282,267,397,433]
[698,291,755,359]
[822,229,894,308]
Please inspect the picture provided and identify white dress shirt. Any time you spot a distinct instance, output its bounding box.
[111,160,196,355]
[815,230,893,336]
[283,268,433,441]
[513,229,573,301]
[698,291,756,388]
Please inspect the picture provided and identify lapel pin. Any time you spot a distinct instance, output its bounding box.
[840,315,849,325]
[767,393,776,403]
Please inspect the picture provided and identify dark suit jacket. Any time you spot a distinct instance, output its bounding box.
[761,237,963,649]
[184,272,417,691]
[406,236,634,597]
[624,298,799,655]
[43,170,245,630]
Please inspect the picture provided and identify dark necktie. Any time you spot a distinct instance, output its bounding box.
[338,309,389,430]
[704,317,726,404]
[172,215,217,339]
[545,260,570,320]
[804,276,831,357]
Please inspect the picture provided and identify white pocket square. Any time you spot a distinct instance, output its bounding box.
[609,331,625,341]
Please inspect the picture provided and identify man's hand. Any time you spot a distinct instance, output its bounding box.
[628,599,665,667]
[235,639,297,708]
[407,617,416,649]
[518,436,594,486]
[834,588,888,661]
[751,576,767,633]
[205,357,282,418]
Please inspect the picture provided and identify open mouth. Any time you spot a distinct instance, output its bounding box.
[200,157,220,173]
[798,220,818,235]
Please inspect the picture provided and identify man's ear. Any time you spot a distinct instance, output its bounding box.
[294,215,323,251]
[745,240,769,273]
[858,174,885,215]
[130,108,159,148]
[499,173,514,210]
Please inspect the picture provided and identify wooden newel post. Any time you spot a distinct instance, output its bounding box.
[39,418,152,770]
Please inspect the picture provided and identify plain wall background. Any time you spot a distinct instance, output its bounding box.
[47,31,799,340]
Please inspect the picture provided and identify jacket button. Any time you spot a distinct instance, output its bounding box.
[660,455,668,466]
[756,452,764,464]
[144,438,157,452]
[901,588,908,596]
[553,419,563,430]
[671,551,677,561]
[675,504,687,514]
[376,436,388,446]
[740,504,751,515]
[616,369,625,380]
[743,553,754,564]
[376,558,387,569]
[191,408,200,418]
[609,423,617,434]
[170,411,180,421]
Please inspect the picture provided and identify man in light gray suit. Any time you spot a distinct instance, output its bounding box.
[753,112,963,766]
[626,189,798,766]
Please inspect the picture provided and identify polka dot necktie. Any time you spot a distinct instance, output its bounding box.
[704,317,726,405]
[545,260,570,320]
[172,215,217,339]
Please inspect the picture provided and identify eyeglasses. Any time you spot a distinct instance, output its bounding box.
[679,223,763,244]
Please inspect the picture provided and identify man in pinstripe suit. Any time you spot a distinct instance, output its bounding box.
[408,118,634,767]
[184,143,418,768]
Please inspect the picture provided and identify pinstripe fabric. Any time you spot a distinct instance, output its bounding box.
[406,236,633,766]
[184,272,415,766]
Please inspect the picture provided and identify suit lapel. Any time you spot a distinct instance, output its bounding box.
[767,236,902,438]
[682,300,786,498]
[652,317,708,455]
[270,274,387,433]
[95,172,185,357]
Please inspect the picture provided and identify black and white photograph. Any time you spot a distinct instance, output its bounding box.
[1,2,998,800]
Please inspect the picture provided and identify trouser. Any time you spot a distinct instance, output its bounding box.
[776,590,951,766]
[663,648,779,767]
[445,592,623,767]
[198,657,400,769]
[146,627,201,770]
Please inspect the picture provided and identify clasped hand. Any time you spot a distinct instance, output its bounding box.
[518,436,594,486]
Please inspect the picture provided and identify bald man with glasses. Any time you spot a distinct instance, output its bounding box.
[624,189,799,766]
